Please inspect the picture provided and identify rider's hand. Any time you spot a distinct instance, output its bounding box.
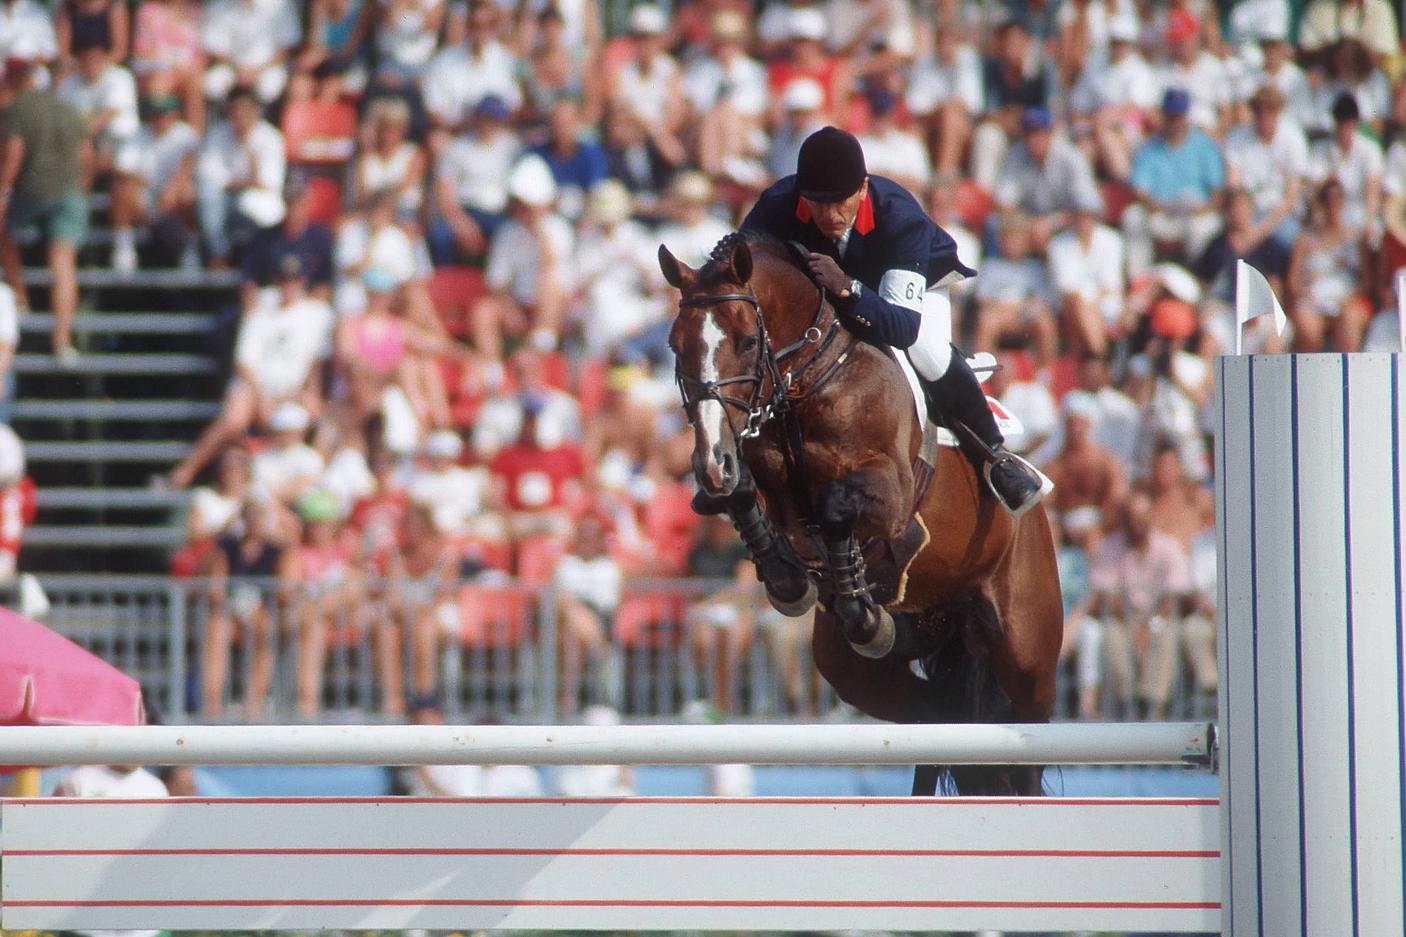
[805,252,853,298]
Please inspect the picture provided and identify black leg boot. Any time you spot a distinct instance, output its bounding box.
[693,486,816,616]
[922,346,1050,517]
[824,534,894,659]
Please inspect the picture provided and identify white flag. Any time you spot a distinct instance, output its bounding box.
[1234,259,1287,355]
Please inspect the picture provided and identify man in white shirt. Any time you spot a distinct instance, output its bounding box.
[1308,92,1383,238]
[685,9,769,186]
[993,107,1102,250]
[857,89,932,194]
[201,0,301,104]
[905,19,982,179]
[407,428,497,538]
[430,94,521,264]
[56,38,139,165]
[471,154,573,358]
[421,0,521,136]
[1068,14,1157,182]
[166,256,333,488]
[250,402,324,505]
[1047,189,1126,357]
[1249,21,1315,133]
[572,179,667,357]
[656,171,731,268]
[196,86,286,266]
[111,93,199,272]
[1223,83,1307,250]
[1156,9,1230,138]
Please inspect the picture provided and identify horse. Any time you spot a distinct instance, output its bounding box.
[659,231,1064,795]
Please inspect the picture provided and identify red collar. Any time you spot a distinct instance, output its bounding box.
[795,189,875,236]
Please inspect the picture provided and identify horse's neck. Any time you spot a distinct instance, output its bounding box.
[757,263,823,347]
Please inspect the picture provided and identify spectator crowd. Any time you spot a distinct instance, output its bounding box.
[1,0,1404,722]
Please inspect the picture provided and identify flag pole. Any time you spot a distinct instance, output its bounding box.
[1396,270,1405,356]
[1234,260,1247,356]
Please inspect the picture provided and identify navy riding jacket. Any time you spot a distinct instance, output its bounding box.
[740,174,976,349]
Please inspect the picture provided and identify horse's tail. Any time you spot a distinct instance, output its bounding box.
[917,594,1043,796]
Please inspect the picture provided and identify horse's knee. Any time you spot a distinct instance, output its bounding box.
[816,477,864,536]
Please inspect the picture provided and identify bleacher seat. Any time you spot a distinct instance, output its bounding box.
[612,588,690,649]
[427,265,485,336]
[515,535,567,586]
[457,583,533,647]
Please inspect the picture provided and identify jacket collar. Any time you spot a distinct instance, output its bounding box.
[794,187,876,236]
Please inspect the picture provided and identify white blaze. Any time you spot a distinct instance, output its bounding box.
[697,312,727,456]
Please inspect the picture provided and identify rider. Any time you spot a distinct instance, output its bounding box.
[741,126,1048,516]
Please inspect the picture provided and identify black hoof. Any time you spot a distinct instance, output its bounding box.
[847,606,896,659]
[767,576,817,617]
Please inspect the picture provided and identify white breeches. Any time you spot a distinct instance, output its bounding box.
[904,288,954,381]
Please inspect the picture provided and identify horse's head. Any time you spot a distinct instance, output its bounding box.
[660,234,763,497]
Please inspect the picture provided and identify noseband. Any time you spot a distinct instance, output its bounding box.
[674,283,843,440]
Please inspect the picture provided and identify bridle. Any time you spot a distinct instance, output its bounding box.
[674,282,847,440]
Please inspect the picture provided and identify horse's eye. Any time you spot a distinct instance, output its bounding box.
[741,336,758,353]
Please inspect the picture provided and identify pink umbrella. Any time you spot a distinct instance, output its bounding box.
[0,606,145,728]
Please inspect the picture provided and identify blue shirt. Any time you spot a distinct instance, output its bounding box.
[1130,129,1225,206]
[533,140,609,212]
[741,174,975,349]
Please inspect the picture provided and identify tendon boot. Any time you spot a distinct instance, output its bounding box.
[825,535,894,659]
[921,347,1051,517]
[732,497,817,616]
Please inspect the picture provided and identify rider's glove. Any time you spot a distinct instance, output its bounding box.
[805,252,857,305]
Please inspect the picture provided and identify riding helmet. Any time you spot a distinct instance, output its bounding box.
[796,126,867,202]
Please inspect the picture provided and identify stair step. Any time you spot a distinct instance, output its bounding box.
[25,440,189,463]
[21,312,218,335]
[12,399,221,421]
[35,487,192,509]
[14,353,215,375]
[21,267,239,290]
[23,525,184,548]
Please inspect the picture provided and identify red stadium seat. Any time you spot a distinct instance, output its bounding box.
[576,357,608,418]
[282,99,358,165]
[516,535,568,586]
[457,583,534,647]
[640,482,700,575]
[303,176,344,226]
[954,179,995,229]
[612,588,689,649]
[428,265,485,336]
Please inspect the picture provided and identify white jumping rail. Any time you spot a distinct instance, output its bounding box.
[0,721,1220,934]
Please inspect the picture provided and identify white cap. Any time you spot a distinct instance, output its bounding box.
[629,4,668,35]
[1107,14,1138,42]
[424,429,464,459]
[269,402,310,432]
[1156,262,1202,304]
[781,77,825,111]
[1254,16,1289,42]
[507,154,558,207]
[0,424,25,487]
[1062,389,1099,422]
[585,178,634,226]
[787,7,828,41]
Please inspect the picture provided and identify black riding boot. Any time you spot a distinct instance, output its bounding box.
[922,346,1048,517]
[824,534,894,659]
[693,488,816,617]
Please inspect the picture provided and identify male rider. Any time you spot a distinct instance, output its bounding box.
[741,125,1048,516]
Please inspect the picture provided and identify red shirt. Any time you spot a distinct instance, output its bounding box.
[0,476,37,575]
[490,444,585,512]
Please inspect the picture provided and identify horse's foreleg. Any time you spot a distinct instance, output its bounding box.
[811,609,943,723]
[693,480,817,618]
[816,467,905,659]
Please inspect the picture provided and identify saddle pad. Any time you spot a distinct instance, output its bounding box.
[892,353,1024,459]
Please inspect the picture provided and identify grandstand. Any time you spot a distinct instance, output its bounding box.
[0,0,1400,734]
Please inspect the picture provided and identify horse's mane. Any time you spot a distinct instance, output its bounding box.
[699,230,803,289]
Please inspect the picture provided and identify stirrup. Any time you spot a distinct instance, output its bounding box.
[983,453,1054,519]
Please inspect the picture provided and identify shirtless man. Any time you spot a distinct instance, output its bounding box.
[1041,396,1128,552]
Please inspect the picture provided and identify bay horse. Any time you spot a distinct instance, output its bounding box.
[660,231,1063,795]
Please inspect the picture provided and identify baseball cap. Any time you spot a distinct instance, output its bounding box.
[781,77,825,111]
[506,154,558,207]
[362,266,398,293]
[296,488,341,523]
[787,7,828,41]
[1150,298,1198,339]
[1165,8,1200,43]
[1021,106,1053,132]
[1107,15,1138,43]
[1161,87,1191,116]
[424,429,464,459]
[475,94,511,121]
[629,4,667,35]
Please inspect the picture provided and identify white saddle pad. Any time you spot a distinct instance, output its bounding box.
[894,352,1025,462]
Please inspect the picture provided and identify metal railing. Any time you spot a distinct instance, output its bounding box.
[3,575,1216,726]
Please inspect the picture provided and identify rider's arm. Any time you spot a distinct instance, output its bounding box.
[838,210,935,348]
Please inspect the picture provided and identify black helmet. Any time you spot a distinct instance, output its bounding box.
[796,126,867,202]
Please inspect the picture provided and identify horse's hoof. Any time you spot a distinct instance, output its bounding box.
[848,607,896,659]
[767,576,818,617]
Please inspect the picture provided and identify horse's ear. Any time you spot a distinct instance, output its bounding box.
[658,245,693,289]
[728,238,753,284]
